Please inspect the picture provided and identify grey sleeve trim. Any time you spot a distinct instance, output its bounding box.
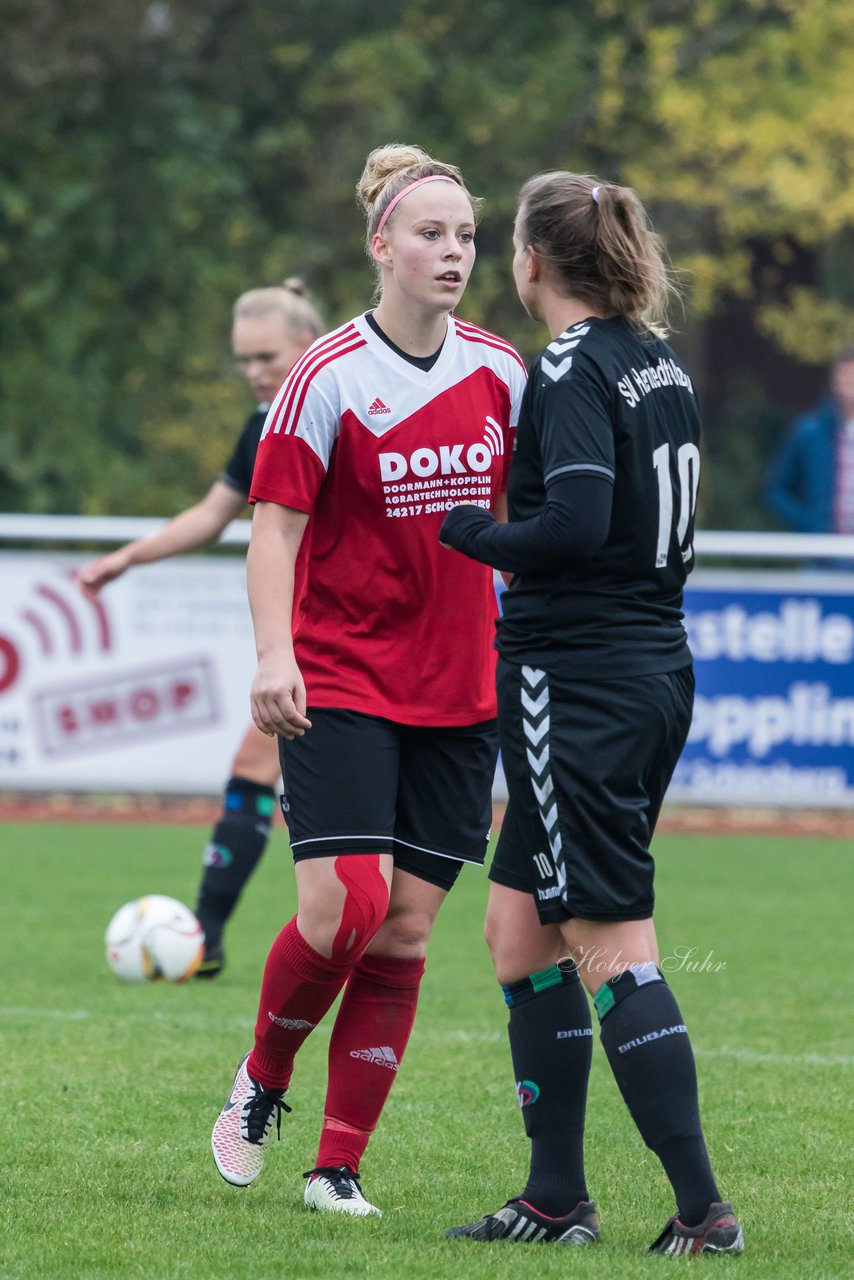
[544,462,614,484]
[219,473,250,496]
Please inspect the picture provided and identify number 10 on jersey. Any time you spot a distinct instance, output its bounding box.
[652,442,700,568]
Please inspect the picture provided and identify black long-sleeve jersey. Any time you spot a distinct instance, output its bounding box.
[497,315,700,678]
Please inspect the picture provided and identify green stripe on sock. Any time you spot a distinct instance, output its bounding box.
[530,965,563,994]
[594,983,615,1020]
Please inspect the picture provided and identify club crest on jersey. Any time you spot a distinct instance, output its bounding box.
[378,416,504,481]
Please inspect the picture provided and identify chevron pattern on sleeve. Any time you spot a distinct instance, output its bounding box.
[540,325,590,382]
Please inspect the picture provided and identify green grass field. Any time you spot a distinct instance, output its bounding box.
[1,817,851,1279]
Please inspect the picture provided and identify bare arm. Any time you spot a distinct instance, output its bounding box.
[491,490,513,587]
[77,481,247,600]
[247,500,312,740]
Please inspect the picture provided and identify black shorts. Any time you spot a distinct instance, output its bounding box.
[279,708,498,892]
[490,658,694,923]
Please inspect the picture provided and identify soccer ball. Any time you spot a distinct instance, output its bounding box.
[105,895,204,982]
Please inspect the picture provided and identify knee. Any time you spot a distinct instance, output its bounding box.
[486,942,519,987]
[369,905,433,958]
[299,858,390,961]
[483,912,501,965]
[484,907,514,981]
[484,905,562,986]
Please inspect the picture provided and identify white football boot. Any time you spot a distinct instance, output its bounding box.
[211,1054,289,1187]
[303,1166,383,1216]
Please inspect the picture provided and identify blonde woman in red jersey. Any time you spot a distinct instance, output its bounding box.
[211,144,527,1216]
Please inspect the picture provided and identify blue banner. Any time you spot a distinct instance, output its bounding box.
[672,572,854,807]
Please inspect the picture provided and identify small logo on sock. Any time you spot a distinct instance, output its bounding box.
[556,1028,594,1039]
[349,1046,399,1070]
[267,1012,315,1030]
[516,1079,540,1107]
[203,842,232,868]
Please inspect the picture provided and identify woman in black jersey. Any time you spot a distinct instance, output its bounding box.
[78,280,324,976]
[440,172,743,1256]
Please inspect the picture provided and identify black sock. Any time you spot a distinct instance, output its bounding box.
[503,961,592,1216]
[194,776,275,949]
[596,963,720,1226]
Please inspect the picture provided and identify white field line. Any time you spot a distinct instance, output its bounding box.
[1,1006,852,1068]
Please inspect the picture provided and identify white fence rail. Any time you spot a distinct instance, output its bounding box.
[4,513,854,561]
[0,513,252,546]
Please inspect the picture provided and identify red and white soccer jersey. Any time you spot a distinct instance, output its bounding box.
[250,313,527,726]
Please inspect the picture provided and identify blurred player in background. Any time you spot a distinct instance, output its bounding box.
[440,172,743,1256]
[78,280,325,977]
[210,143,527,1217]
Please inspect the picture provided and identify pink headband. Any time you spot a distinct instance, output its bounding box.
[376,175,460,236]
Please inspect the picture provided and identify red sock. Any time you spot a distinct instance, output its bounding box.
[248,917,354,1090]
[315,952,425,1172]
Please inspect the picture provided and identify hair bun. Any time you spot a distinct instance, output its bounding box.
[358,144,434,210]
[282,277,307,297]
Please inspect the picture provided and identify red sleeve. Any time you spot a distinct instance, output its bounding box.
[249,433,327,512]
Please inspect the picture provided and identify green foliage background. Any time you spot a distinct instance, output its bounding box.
[2,0,853,524]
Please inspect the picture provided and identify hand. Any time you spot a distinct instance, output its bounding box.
[439,503,493,551]
[250,656,312,740]
[76,548,132,600]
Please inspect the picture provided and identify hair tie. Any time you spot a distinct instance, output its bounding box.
[591,186,601,204]
[376,175,459,236]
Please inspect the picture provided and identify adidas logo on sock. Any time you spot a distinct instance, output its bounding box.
[349,1045,399,1070]
[268,1012,315,1030]
[367,397,391,415]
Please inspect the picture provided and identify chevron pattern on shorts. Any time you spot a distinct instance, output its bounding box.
[521,665,567,900]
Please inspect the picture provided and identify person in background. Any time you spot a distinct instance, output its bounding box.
[77,280,325,976]
[210,142,526,1218]
[766,345,854,538]
[440,171,743,1256]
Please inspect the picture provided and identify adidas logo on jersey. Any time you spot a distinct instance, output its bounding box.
[349,1046,399,1070]
[368,397,391,415]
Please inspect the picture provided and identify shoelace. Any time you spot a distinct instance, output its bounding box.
[242,1082,291,1145]
[303,1166,362,1199]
